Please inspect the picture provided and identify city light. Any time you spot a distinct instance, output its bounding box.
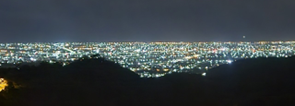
[202,72,206,76]
[0,41,294,78]
[226,60,233,64]
[0,78,8,92]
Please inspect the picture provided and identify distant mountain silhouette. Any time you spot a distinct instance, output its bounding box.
[0,55,295,106]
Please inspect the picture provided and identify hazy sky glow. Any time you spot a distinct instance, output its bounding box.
[0,0,295,42]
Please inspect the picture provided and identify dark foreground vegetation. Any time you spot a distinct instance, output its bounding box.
[1,55,295,106]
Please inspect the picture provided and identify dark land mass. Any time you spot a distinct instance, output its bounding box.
[0,55,295,106]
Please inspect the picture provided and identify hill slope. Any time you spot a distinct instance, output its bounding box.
[0,56,295,105]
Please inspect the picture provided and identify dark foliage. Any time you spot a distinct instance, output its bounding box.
[1,55,295,106]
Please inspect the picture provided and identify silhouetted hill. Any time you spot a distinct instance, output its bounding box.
[1,55,295,106]
[0,56,141,106]
[205,56,295,105]
[62,57,140,82]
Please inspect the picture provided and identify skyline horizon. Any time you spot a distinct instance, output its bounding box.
[1,39,295,43]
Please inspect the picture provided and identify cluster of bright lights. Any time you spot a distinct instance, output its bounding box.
[0,78,8,92]
[30,57,37,61]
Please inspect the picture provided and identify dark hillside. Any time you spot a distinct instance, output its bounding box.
[0,56,295,105]
[206,57,295,105]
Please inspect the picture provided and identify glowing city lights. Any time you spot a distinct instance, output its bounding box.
[202,72,206,76]
[226,60,233,64]
[0,78,8,92]
[0,41,295,78]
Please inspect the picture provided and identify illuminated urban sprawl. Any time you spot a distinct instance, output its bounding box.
[0,41,295,78]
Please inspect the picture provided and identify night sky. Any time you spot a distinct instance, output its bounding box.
[0,0,295,42]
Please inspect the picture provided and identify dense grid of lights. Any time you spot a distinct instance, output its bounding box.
[0,41,295,77]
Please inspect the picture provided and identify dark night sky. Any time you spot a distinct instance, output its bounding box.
[0,0,295,42]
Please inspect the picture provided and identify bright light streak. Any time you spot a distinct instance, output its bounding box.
[202,72,206,76]
[185,56,192,59]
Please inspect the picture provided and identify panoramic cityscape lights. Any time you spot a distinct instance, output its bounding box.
[0,41,294,78]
